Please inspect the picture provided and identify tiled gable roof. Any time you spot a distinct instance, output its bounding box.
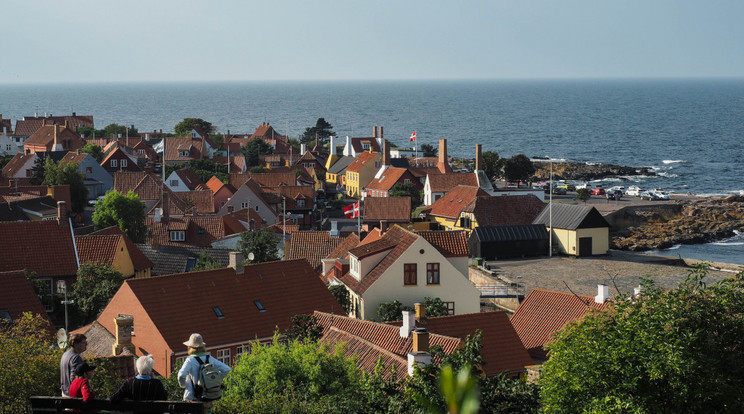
[0,221,78,277]
[426,185,489,219]
[510,288,611,360]
[205,176,230,195]
[327,156,354,174]
[60,152,92,165]
[2,153,34,177]
[24,124,82,147]
[465,194,546,227]
[363,197,411,222]
[350,137,381,153]
[118,260,341,351]
[163,137,207,161]
[345,151,380,173]
[427,173,478,192]
[326,233,360,260]
[12,118,44,137]
[178,190,215,214]
[250,123,287,140]
[90,226,154,271]
[75,235,122,267]
[315,311,461,382]
[0,270,53,326]
[366,167,408,191]
[113,171,155,194]
[286,231,344,271]
[229,172,298,189]
[174,168,205,190]
[417,230,470,257]
[144,215,239,247]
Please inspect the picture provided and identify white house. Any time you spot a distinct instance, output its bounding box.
[216,178,277,226]
[1,127,22,156]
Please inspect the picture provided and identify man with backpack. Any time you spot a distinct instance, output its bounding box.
[177,333,231,413]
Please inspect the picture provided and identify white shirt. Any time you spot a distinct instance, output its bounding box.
[177,352,231,401]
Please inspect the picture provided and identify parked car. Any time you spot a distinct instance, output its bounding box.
[626,185,643,197]
[640,191,660,201]
[591,186,606,195]
[554,182,569,190]
[653,190,671,200]
[607,186,626,196]
[551,185,567,195]
[607,190,623,200]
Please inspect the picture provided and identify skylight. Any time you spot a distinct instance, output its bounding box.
[254,300,266,312]
[212,306,224,319]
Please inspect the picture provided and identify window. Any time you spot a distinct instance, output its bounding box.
[216,348,231,365]
[85,167,92,174]
[175,356,186,365]
[111,159,118,168]
[404,178,411,184]
[236,344,252,359]
[185,257,197,271]
[212,306,224,319]
[121,159,128,168]
[255,205,259,212]
[5,144,11,151]
[459,216,472,229]
[179,150,190,157]
[170,180,179,186]
[241,202,249,209]
[404,263,417,285]
[362,143,370,150]
[169,231,185,241]
[0,309,13,323]
[254,300,266,312]
[138,149,146,154]
[296,199,305,208]
[427,263,440,284]
[445,302,455,315]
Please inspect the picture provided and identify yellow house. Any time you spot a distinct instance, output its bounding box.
[425,185,488,231]
[453,194,546,235]
[335,226,479,320]
[325,156,354,185]
[344,151,381,198]
[532,203,610,256]
[76,230,154,278]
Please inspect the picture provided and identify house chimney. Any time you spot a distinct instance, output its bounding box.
[154,207,162,223]
[330,220,339,237]
[229,251,244,274]
[72,112,76,116]
[300,143,306,154]
[634,285,642,297]
[399,310,416,338]
[595,284,610,304]
[379,126,383,138]
[475,144,483,171]
[379,220,388,233]
[329,135,335,156]
[345,136,351,156]
[56,201,67,224]
[373,126,378,138]
[437,138,449,174]
[408,328,432,376]
[53,125,59,150]
[382,141,391,166]
[414,302,425,321]
[162,191,170,222]
[112,315,135,356]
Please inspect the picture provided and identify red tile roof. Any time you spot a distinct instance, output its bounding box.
[427,173,479,192]
[144,215,244,247]
[89,226,154,271]
[416,230,470,257]
[24,124,84,150]
[345,151,380,173]
[162,137,209,162]
[366,167,408,191]
[0,270,54,326]
[510,288,611,360]
[2,153,34,177]
[0,220,78,277]
[205,176,231,195]
[286,231,344,271]
[75,235,122,267]
[113,260,341,351]
[363,197,411,222]
[465,194,546,227]
[426,185,489,219]
[229,172,298,189]
[173,168,205,190]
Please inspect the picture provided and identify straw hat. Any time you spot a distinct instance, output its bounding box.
[183,333,206,348]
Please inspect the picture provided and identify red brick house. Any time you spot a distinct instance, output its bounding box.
[23,122,85,155]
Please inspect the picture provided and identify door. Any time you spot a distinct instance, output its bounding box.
[578,237,593,257]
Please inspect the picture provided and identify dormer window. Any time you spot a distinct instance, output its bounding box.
[362,143,370,150]
[169,230,186,241]
[296,199,305,208]
[179,150,190,157]
[350,256,361,280]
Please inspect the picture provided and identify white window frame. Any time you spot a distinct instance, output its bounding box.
[169,230,186,241]
[111,159,118,167]
[170,180,179,186]
[121,158,128,168]
[216,348,231,366]
[241,202,249,209]
[296,199,305,208]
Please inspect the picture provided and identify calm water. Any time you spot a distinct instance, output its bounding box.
[2,79,743,263]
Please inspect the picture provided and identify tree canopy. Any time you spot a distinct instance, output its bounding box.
[238,229,280,264]
[242,137,274,167]
[78,123,138,139]
[81,142,104,163]
[481,150,503,180]
[420,143,437,157]
[390,182,420,205]
[300,118,335,145]
[174,118,215,136]
[190,252,222,272]
[72,263,125,325]
[575,188,591,203]
[540,266,744,413]
[43,159,89,214]
[503,154,535,183]
[92,190,147,243]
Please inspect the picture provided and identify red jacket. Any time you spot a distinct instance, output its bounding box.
[69,377,95,402]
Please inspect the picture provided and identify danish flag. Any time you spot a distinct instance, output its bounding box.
[343,201,360,219]
[409,131,417,142]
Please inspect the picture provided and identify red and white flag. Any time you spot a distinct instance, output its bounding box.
[343,201,360,219]
[409,131,417,142]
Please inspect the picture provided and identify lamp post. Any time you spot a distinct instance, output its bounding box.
[56,280,74,333]
[547,156,553,257]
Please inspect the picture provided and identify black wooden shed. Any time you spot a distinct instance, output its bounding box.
[468,224,549,260]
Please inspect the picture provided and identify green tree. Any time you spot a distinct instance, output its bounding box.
[377,299,410,322]
[242,137,274,167]
[329,284,352,314]
[43,159,89,214]
[29,156,46,185]
[190,252,222,272]
[300,118,335,145]
[540,266,744,413]
[0,154,14,170]
[423,297,450,317]
[174,118,215,136]
[72,263,124,325]
[390,182,419,204]
[238,229,280,263]
[0,313,62,414]
[284,314,323,343]
[481,150,503,180]
[92,190,147,243]
[187,159,228,183]
[81,142,104,162]
[503,154,535,183]
[101,123,138,138]
[420,143,437,157]
[575,188,591,203]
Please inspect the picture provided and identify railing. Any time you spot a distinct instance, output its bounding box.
[478,285,514,298]
[30,396,204,414]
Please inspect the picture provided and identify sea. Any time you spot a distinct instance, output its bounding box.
[2,79,743,265]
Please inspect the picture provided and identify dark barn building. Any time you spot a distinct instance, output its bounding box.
[468,224,549,260]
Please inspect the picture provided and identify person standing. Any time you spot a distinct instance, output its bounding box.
[69,362,96,402]
[177,333,230,413]
[60,333,88,396]
[110,354,168,408]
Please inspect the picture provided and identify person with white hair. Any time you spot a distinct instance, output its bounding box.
[110,354,168,407]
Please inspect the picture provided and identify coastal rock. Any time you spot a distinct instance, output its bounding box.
[532,162,655,182]
[611,198,744,251]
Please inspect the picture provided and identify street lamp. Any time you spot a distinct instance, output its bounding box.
[56,280,74,333]
[547,156,553,257]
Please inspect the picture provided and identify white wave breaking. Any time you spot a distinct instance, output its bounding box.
[662,160,685,164]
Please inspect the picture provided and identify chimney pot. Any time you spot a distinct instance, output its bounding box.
[373,126,378,138]
[229,251,244,274]
[412,328,429,353]
[399,310,416,338]
[414,302,425,320]
[595,284,610,304]
[56,201,67,224]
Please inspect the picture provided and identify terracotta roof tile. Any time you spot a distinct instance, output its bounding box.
[345,151,380,173]
[366,167,409,191]
[326,233,360,260]
[510,288,611,360]
[1,153,33,177]
[162,137,208,162]
[426,185,489,219]
[229,172,297,189]
[363,197,411,222]
[417,230,470,257]
[286,231,344,271]
[427,173,479,192]
[24,124,84,149]
[173,168,205,190]
[0,270,53,326]
[179,190,215,214]
[0,220,78,277]
[75,235,122,267]
[90,227,154,271]
[349,137,381,153]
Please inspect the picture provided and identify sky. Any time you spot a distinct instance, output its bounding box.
[3,0,744,84]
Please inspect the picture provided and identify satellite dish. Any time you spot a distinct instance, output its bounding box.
[57,328,68,349]
[247,252,255,262]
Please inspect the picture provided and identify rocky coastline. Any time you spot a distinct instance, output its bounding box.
[611,195,744,251]
[531,161,655,182]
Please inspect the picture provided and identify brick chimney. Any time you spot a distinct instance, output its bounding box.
[408,328,432,376]
[475,144,483,171]
[161,191,170,223]
[414,302,425,321]
[379,126,383,138]
[56,201,67,225]
[229,251,244,274]
[382,141,391,166]
[373,126,378,138]
[112,315,135,356]
[437,138,451,173]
